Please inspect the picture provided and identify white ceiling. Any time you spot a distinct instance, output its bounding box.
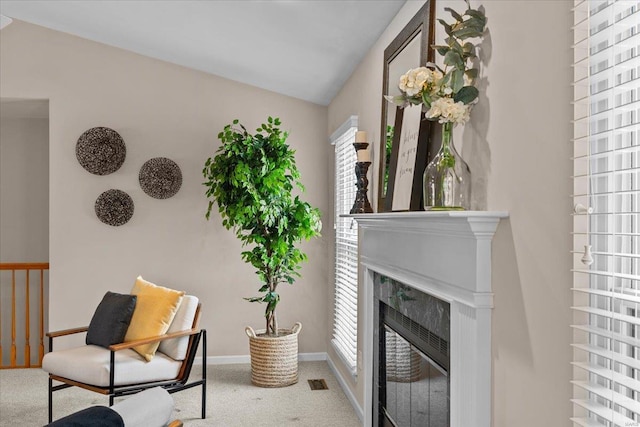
[0,0,407,106]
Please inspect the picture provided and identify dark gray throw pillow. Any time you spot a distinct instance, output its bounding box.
[86,291,137,348]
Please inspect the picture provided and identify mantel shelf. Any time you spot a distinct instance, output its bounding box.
[343,210,508,220]
[344,211,509,240]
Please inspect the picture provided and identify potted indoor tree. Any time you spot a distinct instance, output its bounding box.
[203,117,321,387]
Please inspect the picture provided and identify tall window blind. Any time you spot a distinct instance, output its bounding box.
[331,117,359,375]
[572,1,640,425]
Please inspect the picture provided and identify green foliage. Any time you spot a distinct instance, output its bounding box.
[454,86,479,104]
[437,122,456,169]
[431,0,487,105]
[383,125,394,196]
[202,117,322,335]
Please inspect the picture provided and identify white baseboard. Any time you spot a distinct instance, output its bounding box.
[201,354,250,365]
[327,354,364,422]
[195,352,328,366]
[299,352,328,362]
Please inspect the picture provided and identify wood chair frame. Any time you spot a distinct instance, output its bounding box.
[46,304,206,424]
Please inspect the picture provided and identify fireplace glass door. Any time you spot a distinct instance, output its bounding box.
[382,326,449,427]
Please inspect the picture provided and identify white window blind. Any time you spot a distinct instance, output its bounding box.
[572,1,640,426]
[331,117,359,375]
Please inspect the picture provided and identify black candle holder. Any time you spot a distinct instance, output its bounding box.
[350,142,374,214]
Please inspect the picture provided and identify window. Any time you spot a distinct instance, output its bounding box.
[331,116,359,375]
[572,1,640,425]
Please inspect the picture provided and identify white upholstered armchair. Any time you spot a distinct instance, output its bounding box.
[42,278,206,424]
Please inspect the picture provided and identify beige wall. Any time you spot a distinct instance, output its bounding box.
[0,21,330,356]
[328,1,573,425]
[0,115,49,262]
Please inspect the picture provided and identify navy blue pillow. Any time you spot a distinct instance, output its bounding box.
[47,406,124,426]
[86,291,137,348]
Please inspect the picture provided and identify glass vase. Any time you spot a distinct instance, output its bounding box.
[423,122,471,210]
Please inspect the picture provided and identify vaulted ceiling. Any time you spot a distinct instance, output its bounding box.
[0,1,407,106]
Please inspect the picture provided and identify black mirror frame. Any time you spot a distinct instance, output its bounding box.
[378,0,436,212]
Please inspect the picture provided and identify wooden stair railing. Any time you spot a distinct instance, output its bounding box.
[0,263,49,369]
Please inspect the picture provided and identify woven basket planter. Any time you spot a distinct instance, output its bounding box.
[385,333,422,383]
[245,322,302,387]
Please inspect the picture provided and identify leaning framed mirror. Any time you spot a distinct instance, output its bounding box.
[378,1,436,212]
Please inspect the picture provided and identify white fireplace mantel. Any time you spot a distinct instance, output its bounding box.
[351,211,508,427]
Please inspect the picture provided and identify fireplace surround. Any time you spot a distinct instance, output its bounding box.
[352,211,507,427]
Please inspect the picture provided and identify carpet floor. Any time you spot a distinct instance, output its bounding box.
[0,361,360,427]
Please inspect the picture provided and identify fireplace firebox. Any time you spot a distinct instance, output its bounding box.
[374,273,450,427]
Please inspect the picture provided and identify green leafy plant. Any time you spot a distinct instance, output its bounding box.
[203,117,322,336]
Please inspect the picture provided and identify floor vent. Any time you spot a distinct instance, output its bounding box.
[308,379,328,390]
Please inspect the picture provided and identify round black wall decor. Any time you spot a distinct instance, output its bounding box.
[76,127,126,175]
[139,157,182,199]
[95,189,134,226]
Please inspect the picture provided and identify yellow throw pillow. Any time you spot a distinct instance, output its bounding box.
[125,276,184,361]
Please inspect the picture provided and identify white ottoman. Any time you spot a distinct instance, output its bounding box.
[112,387,175,427]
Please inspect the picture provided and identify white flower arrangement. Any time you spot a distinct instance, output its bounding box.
[398,66,442,97]
[425,97,470,125]
[386,0,487,126]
